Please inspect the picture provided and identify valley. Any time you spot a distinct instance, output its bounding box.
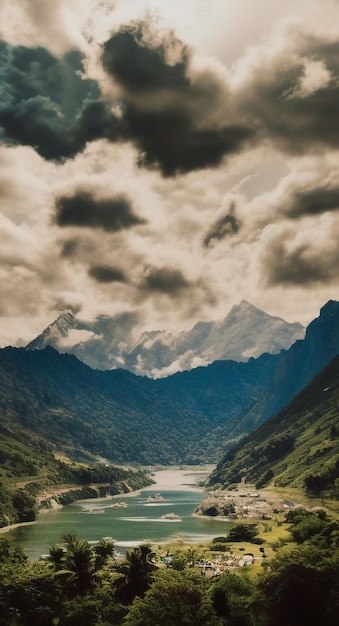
[0,300,339,533]
[1,300,339,626]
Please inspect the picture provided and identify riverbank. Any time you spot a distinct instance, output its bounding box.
[0,520,37,535]
[142,466,213,493]
[0,467,212,539]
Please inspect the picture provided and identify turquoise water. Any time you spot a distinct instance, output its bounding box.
[9,488,233,560]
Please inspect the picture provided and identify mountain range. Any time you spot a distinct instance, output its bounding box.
[26,301,304,377]
[1,300,339,473]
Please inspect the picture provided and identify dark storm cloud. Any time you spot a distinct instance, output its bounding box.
[88,264,126,283]
[90,311,140,338]
[3,25,339,176]
[140,266,191,294]
[262,236,339,286]
[203,202,240,247]
[60,238,82,258]
[0,27,253,174]
[284,183,339,218]
[0,41,121,160]
[101,22,253,176]
[304,35,339,77]
[238,35,339,155]
[55,191,146,231]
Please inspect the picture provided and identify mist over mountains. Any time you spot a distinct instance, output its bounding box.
[26,301,304,377]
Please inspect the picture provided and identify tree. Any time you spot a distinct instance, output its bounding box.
[11,489,36,523]
[93,537,116,571]
[210,572,254,625]
[227,524,259,543]
[113,544,156,605]
[60,533,96,597]
[124,569,221,626]
[0,560,61,626]
[47,544,66,571]
[0,539,27,565]
[254,545,339,626]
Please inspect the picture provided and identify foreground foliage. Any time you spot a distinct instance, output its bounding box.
[0,507,338,626]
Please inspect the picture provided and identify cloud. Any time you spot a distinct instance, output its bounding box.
[55,190,146,231]
[100,20,253,175]
[88,264,127,283]
[261,225,339,286]
[203,201,240,247]
[0,42,115,159]
[236,32,339,155]
[0,24,254,175]
[140,265,191,294]
[286,59,331,98]
[60,237,87,258]
[0,211,41,266]
[2,2,339,348]
[58,328,96,348]
[0,0,92,55]
[283,181,339,218]
[71,310,143,368]
[2,13,339,179]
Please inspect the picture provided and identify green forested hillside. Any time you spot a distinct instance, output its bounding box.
[208,355,339,496]
[0,421,153,527]
[0,346,280,465]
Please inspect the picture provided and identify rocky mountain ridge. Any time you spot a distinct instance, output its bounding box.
[26,301,304,377]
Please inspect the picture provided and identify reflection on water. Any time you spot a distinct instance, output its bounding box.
[9,488,233,560]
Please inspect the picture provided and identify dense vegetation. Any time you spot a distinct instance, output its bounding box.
[208,354,339,497]
[0,425,153,528]
[0,507,338,625]
[0,345,281,465]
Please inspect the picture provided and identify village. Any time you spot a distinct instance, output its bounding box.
[195,486,300,521]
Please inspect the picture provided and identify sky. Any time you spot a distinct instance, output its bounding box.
[1,0,339,347]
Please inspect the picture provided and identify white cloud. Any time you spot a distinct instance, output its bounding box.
[289,58,332,98]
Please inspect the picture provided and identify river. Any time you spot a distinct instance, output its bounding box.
[7,467,234,560]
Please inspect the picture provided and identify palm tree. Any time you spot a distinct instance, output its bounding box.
[94,537,116,571]
[47,544,66,570]
[61,532,97,596]
[95,537,115,559]
[113,544,156,604]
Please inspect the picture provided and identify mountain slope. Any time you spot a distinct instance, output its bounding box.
[0,418,153,527]
[26,301,304,377]
[234,299,339,433]
[0,346,280,465]
[3,299,339,468]
[207,354,339,494]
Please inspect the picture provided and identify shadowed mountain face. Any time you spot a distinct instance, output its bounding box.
[2,300,339,467]
[244,299,339,428]
[26,301,304,377]
[208,352,339,493]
